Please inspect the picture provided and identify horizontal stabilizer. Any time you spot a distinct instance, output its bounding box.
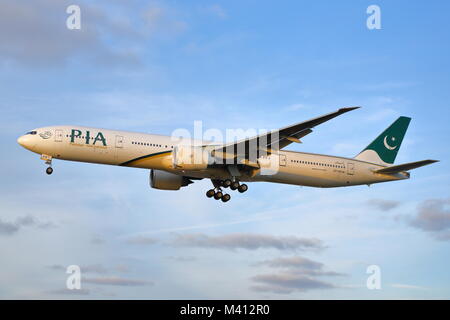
[375,160,438,174]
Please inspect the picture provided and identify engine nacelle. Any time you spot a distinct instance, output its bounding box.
[172,145,212,170]
[150,169,192,190]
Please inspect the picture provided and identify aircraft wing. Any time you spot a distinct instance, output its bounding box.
[212,107,360,161]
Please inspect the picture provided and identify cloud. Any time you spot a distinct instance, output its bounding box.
[47,264,66,271]
[257,256,322,269]
[0,215,52,236]
[251,273,335,294]
[256,256,344,277]
[80,264,108,274]
[367,199,401,211]
[0,0,187,68]
[0,220,19,235]
[434,232,450,241]
[83,277,153,286]
[36,221,57,230]
[390,283,427,290]
[125,236,158,245]
[167,256,197,262]
[172,233,325,251]
[48,288,90,295]
[251,255,344,294]
[15,216,35,226]
[0,0,123,67]
[47,264,125,275]
[409,198,450,240]
[115,265,131,273]
[251,256,344,294]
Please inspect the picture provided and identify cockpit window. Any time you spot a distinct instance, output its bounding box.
[26,131,37,135]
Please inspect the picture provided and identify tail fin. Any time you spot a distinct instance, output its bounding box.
[355,116,411,165]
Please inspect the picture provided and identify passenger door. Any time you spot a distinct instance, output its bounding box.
[54,129,63,142]
[115,135,124,161]
[347,162,355,175]
[115,135,124,148]
[279,154,287,167]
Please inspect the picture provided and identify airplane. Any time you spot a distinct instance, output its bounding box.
[17,107,438,203]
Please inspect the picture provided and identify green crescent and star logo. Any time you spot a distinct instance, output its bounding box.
[383,135,398,151]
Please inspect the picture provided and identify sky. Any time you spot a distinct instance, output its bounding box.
[0,0,449,299]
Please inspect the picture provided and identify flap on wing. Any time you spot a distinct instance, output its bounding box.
[278,128,313,147]
[375,160,438,174]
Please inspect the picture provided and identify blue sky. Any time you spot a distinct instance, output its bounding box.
[0,0,449,299]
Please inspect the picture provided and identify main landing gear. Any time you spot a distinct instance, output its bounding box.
[206,179,248,203]
[224,179,248,193]
[206,188,230,203]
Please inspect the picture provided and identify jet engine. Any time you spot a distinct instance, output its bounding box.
[150,169,193,190]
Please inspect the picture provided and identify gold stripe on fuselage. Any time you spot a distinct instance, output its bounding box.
[120,151,172,167]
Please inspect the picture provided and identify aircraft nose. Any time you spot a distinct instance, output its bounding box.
[17,135,31,148]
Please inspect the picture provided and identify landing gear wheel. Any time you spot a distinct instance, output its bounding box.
[46,167,53,175]
[206,189,215,198]
[214,191,223,200]
[238,184,248,193]
[221,194,231,202]
[222,179,232,188]
[230,181,240,190]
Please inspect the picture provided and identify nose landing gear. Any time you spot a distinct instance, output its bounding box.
[41,154,53,175]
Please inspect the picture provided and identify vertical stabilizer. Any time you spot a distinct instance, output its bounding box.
[354,116,411,165]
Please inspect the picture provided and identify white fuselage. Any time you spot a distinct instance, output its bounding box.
[17,125,409,188]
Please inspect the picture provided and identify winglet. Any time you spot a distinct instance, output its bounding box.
[339,106,361,112]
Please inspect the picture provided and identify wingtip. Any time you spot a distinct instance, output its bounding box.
[340,106,361,112]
